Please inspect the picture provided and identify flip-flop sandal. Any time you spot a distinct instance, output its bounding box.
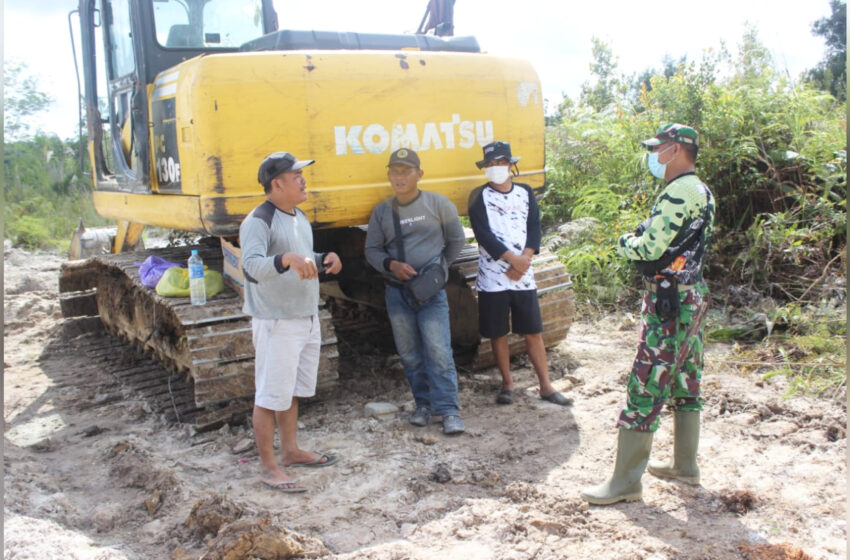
[261,479,307,493]
[540,391,572,406]
[289,452,339,468]
[496,389,514,404]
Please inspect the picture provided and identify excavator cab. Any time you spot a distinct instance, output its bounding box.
[75,0,277,194]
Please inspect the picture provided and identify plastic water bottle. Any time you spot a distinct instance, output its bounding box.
[188,249,206,305]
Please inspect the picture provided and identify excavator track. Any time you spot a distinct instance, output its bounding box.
[48,320,204,424]
[59,243,339,431]
[59,241,573,429]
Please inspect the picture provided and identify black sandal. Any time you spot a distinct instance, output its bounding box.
[496,389,514,405]
[540,391,572,406]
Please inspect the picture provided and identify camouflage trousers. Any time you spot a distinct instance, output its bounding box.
[618,282,710,432]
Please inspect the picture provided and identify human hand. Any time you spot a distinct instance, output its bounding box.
[510,253,532,275]
[505,266,524,281]
[389,260,418,281]
[283,252,318,280]
[323,252,342,275]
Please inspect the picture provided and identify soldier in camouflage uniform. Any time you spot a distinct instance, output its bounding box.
[582,124,715,505]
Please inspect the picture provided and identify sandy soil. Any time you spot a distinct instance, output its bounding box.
[3,247,847,560]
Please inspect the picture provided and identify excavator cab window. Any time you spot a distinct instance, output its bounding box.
[90,0,143,189]
[153,0,264,50]
[106,0,135,76]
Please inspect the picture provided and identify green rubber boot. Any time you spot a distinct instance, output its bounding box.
[581,428,654,505]
[648,410,701,485]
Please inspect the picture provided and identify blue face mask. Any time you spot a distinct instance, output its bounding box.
[647,145,674,179]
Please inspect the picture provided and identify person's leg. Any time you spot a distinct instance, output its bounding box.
[510,290,564,400]
[252,318,299,488]
[478,291,512,397]
[580,427,654,505]
[668,284,710,412]
[581,291,670,504]
[253,404,296,486]
[617,291,679,431]
[491,336,513,390]
[386,286,430,410]
[649,284,710,484]
[278,397,300,460]
[280,314,335,466]
[524,332,555,395]
[417,290,459,417]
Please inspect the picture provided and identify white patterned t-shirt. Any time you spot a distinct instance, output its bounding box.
[467,182,541,293]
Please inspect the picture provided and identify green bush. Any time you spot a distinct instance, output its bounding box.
[543,29,846,304]
[4,132,108,251]
[7,215,51,249]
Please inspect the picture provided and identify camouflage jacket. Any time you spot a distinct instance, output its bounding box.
[617,173,715,285]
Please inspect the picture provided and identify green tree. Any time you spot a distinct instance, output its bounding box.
[579,38,621,112]
[735,25,774,84]
[4,133,102,249]
[3,60,52,140]
[3,62,103,249]
[807,0,846,101]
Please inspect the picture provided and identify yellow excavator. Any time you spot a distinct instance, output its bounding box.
[61,0,574,428]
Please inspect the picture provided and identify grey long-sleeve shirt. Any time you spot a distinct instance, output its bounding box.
[364,190,465,284]
[239,200,323,319]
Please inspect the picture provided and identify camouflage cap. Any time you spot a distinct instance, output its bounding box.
[641,123,699,149]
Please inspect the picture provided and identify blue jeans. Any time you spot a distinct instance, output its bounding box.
[385,286,459,416]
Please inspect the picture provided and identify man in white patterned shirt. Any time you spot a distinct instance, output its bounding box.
[468,141,571,407]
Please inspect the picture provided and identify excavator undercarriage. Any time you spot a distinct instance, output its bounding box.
[59,240,574,430]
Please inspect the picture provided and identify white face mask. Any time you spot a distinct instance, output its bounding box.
[647,145,675,179]
[485,165,511,185]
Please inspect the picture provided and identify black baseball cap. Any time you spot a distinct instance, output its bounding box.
[257,152,315,188]
[387,148,420,168]
[476,141,520,169]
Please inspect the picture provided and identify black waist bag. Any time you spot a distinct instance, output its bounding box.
[391,199,446,306]
[406,262,446,306]
[655,275,680,322]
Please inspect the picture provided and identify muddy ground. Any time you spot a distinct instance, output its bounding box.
[3,247,847,559]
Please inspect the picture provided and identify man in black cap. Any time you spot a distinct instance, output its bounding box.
[364,148,467,435]
[240,151,343,493]
[468,141,571,408]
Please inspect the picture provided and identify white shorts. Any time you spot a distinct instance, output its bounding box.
[252,314,321,411]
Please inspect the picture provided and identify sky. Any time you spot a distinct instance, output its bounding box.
[3,0,833,140]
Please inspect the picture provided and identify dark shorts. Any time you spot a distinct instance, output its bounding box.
[478,289,543,339]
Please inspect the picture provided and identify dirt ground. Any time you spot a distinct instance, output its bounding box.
[3,248,847,560]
